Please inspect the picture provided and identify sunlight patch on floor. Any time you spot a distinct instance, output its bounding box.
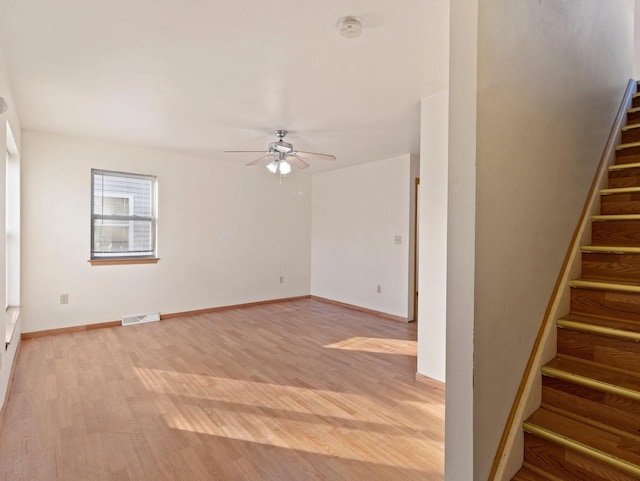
[323,336,417,355]
[135,367,373,418]
[165,405,438,470]
[133,366,441,470]
[402,399,446,422]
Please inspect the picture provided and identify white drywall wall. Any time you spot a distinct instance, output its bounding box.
[21,131,311,333]
[311,155,417,319]
[635,1,640,79]
[417,91,448,383]
[446,0,478,478]
[472,1,634,479]
[0,44,21,413]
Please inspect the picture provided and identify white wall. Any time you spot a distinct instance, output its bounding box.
[311,155,418,319]
[446,0,478,478]
[417,91,449,383]
[21,131,311,333]
[635,1,640,79]
[0,44,21,412]
[471,1,634,479]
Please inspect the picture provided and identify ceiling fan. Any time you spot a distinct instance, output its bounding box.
[224,130,336,175]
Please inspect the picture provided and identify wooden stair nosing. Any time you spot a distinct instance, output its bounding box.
[628,106,640,114]
[621,123,640,132]
[581,245,640,254]
[600,186,640,195]
[556,318,640,342]
[568,279,640,294]
[562,312,640,329]
[522,421,640,478]
[616,141,640,151]
[592,214,640,221]
[609,161,640,171]
[560,312,640,330]
[541,365,640,402]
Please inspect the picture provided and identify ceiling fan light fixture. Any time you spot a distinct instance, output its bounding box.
[229,129,336,175]
[279,160,292,175]
[337,16,362,39]
[266,160,279,174]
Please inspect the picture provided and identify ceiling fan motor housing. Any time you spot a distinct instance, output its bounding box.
[270,140,293,153]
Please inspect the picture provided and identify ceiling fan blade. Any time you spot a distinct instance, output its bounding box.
[224,150,269,154]
[295,150,336,161]
[245,155,272,166]
[288,154,310,170]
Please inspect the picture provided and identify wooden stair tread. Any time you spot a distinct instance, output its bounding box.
[525,407,640,475]
[621,123,640,132]
[557,315,640,341]
[511,466,557,481]
[558,314,640,333]
[628,106,640,114]
[543,357,640,400]
[582,245,640,254]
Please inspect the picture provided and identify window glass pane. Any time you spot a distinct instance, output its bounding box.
[103,196,129,216]
[93,220,153,256]
[93,172,153,217]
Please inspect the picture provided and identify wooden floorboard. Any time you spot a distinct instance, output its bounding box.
[0,299,444,480]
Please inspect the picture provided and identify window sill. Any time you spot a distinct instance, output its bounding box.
[89,258,160,266]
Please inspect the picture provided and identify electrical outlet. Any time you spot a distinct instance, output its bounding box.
[394,235,402,244]
[376,285,382,294]
[60,294,69,304]
[279,276,284,284]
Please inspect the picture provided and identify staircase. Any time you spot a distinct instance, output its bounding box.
[512,89,640,480]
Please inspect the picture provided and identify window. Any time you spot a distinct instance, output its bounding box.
[91,169,157,262]
[5,121,20,347]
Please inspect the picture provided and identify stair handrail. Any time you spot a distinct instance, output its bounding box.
[488,78,638,481]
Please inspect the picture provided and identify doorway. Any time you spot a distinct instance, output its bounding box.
[413,177,420,321]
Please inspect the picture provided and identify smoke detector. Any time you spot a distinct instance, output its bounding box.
[337,16,362,39]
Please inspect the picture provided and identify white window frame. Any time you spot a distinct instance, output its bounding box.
[91,169,157,260]
[5,121,20,347]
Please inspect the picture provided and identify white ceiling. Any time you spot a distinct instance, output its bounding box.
[0,0,448,173]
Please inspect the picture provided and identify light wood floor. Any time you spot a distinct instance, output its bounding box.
[0,299,444,480]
